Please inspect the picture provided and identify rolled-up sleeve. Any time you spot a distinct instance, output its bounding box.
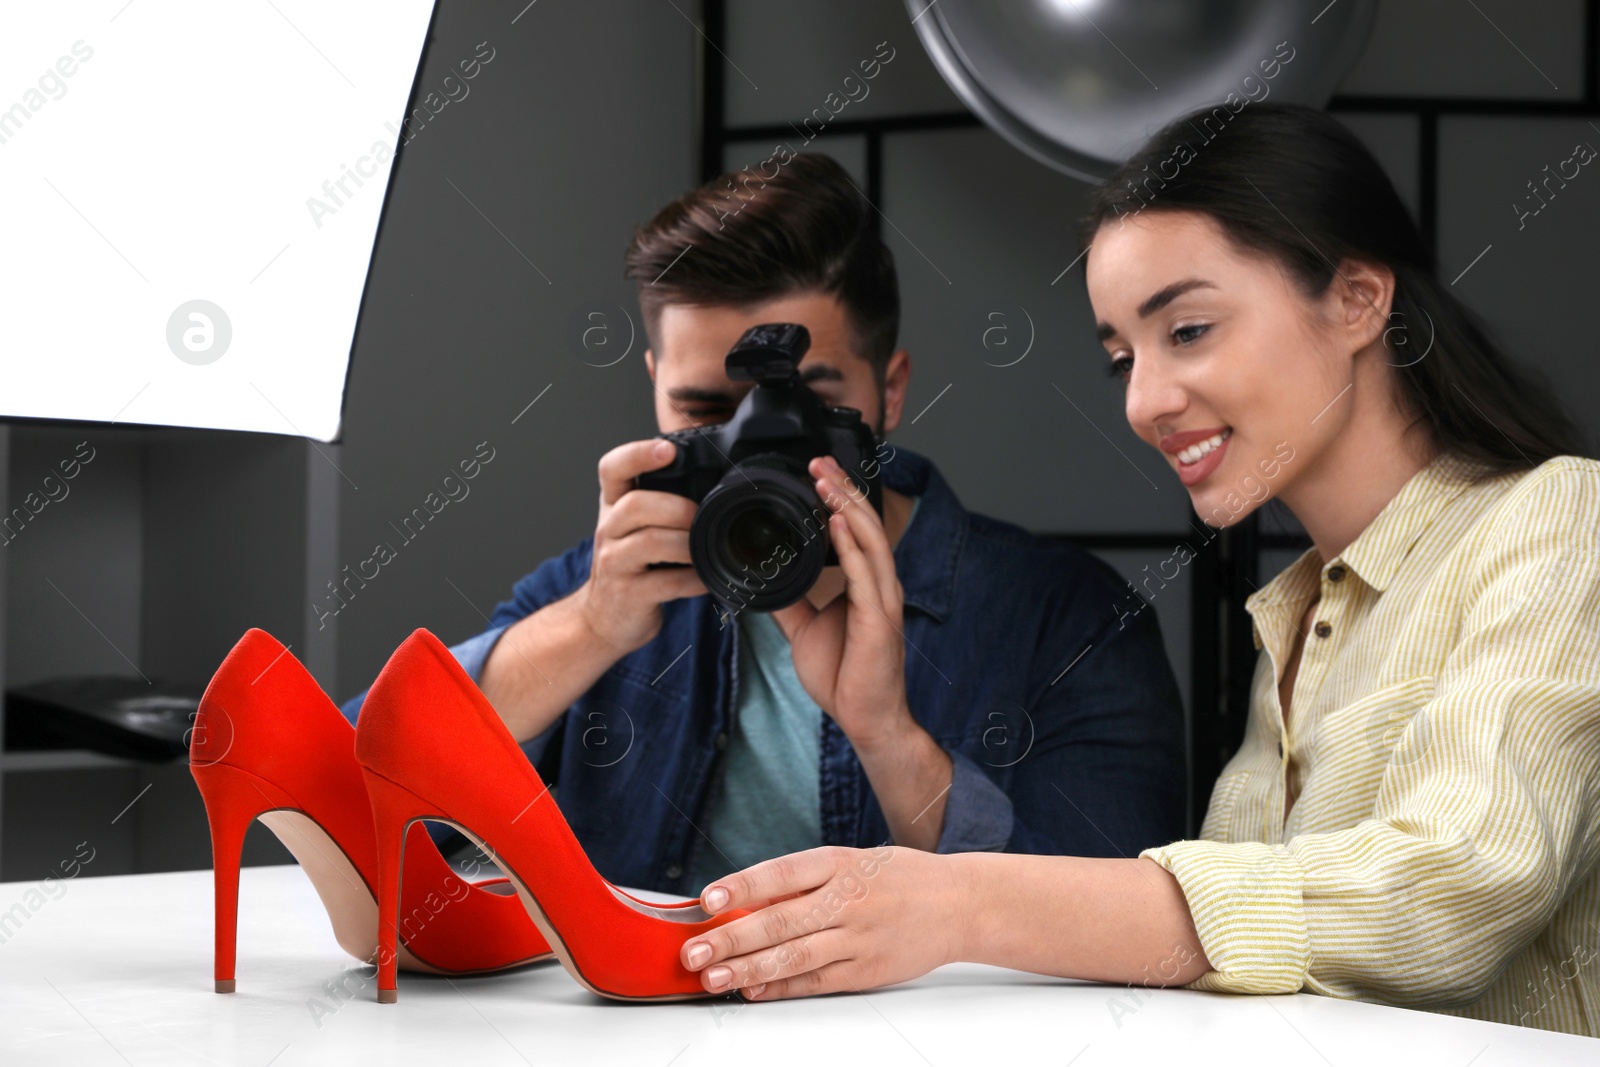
[935,749,1015,853]
[336,539,594,741]
[336,628,509,727]
[449,626,508,683]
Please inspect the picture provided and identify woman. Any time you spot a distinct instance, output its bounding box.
[673,103,1600,1036]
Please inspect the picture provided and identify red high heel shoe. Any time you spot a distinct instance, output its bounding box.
[191,629,554,993]
[356,628,750,1003]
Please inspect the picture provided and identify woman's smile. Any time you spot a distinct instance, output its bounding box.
[1160,426,1233,486]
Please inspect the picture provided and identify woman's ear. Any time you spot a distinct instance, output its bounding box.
[1335,259,1397,352]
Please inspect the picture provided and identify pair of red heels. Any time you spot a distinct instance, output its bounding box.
[190,627,744,1003]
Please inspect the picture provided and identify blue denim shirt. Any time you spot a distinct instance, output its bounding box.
[341,446,1185,895]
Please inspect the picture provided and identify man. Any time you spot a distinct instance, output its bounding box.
[342,153,1185,896]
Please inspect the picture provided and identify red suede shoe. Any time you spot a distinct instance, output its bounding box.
[356,628,750,1003]
[191,629,554,993]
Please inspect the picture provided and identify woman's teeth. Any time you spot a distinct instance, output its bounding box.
[1178,429,1231,465]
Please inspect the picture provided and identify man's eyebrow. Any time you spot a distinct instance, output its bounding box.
[798,364,844,384]
[665,385,736,405]
[1095,279,1217,342]
[665,364,844,404]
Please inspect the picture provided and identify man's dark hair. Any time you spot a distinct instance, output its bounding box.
[624,152,900,385]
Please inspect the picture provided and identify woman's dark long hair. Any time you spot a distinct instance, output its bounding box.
[1077,103,1586,473]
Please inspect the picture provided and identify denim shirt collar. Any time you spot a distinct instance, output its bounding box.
[878,445,966,623]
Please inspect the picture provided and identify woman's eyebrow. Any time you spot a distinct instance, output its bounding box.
[1095,278,1219,342]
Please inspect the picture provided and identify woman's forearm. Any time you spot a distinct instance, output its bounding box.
[949,853,1212,986]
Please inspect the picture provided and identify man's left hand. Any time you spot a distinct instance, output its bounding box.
[770,454,913,751]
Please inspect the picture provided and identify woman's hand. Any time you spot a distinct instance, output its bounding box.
[680,845,971,1000]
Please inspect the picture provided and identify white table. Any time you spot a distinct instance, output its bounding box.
[0,865,1592,1065]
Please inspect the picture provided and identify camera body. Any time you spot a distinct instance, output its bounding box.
[634,322,883,613]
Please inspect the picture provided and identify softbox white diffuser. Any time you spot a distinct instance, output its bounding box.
[0,0,436,442]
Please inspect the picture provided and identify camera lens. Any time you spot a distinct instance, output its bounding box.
[726,508,789,570]
[690,461,829,614]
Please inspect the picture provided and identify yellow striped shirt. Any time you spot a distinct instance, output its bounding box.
[1141,451,1600,1037]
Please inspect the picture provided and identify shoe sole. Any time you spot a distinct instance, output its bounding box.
[255,808,555,978]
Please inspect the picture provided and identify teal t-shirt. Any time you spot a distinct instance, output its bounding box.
[689,494,921,891]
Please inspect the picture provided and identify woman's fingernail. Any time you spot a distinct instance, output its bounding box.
[654,440,673,458]
[707,966,732,990]
[686,942,711,969]
[704,886,729,911]
[745,983,766,999]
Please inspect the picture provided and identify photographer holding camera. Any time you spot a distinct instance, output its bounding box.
[342,153,1185,896]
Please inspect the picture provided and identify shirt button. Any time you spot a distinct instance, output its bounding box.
[665,863,683,880]
[714,731,729,750]
[1314,621,1333,638]
[1327,565,1346,582]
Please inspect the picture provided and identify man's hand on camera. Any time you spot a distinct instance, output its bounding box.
[772,456,952,850]
[573,439,708,657]
[770,455,917,753]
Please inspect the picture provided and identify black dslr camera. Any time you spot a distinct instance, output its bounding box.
[634,322,883,614]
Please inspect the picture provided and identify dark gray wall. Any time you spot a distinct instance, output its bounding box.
[329,0,695,697]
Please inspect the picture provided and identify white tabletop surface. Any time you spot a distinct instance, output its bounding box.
[0,864,1592,1065]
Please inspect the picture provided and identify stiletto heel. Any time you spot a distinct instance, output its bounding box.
[192,762,277,993]
[362,769,438,1003]
[357,628,750,1003]
[190,629,554,993]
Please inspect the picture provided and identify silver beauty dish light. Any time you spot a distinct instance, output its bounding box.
[905,0,1377,180]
